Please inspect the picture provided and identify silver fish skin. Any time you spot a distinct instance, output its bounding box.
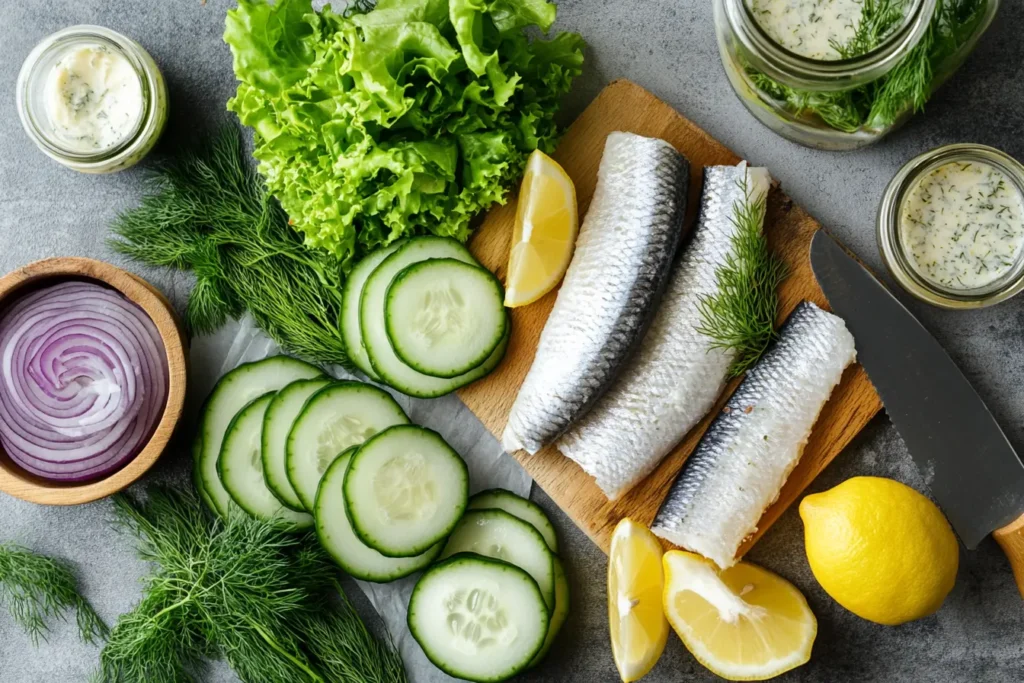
[558,163,771,499]
[650,301,856,568]
[502,132,690,455]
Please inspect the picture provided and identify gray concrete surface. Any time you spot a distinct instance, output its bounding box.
[2,1,1024,681]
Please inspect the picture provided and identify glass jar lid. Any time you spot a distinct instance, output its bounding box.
[878,144,1024,309]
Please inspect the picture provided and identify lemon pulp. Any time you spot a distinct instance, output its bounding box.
[504,149,578,307]
[663,550,816,681]
[608,518,668,682]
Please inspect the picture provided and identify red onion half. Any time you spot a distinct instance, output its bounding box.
[0,281,168,482]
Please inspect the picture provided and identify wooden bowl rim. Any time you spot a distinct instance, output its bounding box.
[0,257,187,505]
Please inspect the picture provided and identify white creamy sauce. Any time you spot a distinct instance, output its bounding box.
[748,0,865,60]
[43,44,143,153]
[900,161,1024,290]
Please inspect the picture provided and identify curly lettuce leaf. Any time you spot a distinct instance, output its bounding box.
[226,0,584,268]
[352,0,452,27]
[224,0,317,95]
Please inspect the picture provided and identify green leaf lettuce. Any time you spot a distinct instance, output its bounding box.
[225,0,585,269]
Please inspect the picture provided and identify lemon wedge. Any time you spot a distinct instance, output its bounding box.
[504,149,578,307]
[608,518,668,682]
[662,550,816,681]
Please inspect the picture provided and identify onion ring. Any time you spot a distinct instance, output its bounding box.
[0,281,168,482]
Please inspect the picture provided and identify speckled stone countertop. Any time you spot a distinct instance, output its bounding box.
[2,1,1024,681]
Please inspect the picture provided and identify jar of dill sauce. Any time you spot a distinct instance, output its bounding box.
[17,26,168,173]
[878,144,1024,308]
[713,0,998,150]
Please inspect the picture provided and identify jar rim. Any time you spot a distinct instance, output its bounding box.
[17,25,152,164]
[877,144,1024,310]
[725,0,937,91]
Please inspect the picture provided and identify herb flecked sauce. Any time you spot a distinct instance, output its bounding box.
[747,0,867,60]
[900,161,1024,290]
[43,44,143,154]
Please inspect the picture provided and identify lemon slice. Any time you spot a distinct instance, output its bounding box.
[662,550,817,681]
[504,149,578,307]
[608,518,668,682]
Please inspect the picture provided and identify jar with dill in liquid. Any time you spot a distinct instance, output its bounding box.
[713,0,998,150]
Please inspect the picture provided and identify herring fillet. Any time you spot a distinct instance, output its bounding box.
[651,301,856,568]
[502,132,690,454]
[558,163,771,499]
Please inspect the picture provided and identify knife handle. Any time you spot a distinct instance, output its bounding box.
[993,512,1024,599]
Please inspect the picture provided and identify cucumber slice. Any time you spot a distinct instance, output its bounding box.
[408,554,549,683]
[195,356,324,517]
[528,556,570,668]
[342,242,405,380]
[361,236,487,397]
[385,258,507,378]
[286,381,409,512]
[441,509,555,611]
[450,312,510,385]
[345,425,469,557]
[468,489,559,553]
[262,378,332,512]
[315,447,442,582]
[218,394,313,530]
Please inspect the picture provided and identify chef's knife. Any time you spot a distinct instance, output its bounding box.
[810,230,1024,597]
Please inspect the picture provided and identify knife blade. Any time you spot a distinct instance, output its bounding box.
[809,230,1024,556]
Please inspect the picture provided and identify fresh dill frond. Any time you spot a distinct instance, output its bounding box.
[831,0,907,59]
[0,543,106,645]
[97,485,405,683]
[110,126,350,367]
[747,0,989,133]
[696,175,787,377]
[299,594,407,683]
[868,0,990,128]
[748,72,868,133]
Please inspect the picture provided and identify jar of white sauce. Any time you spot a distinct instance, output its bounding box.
[878,144,1024,309]
[712,0,998,150]
[17,26,168,174]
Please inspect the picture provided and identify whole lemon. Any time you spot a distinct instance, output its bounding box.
[799,476,958,626]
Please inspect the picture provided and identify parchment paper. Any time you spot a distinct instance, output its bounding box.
[191,315,532,683]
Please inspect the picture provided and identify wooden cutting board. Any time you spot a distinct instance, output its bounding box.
[457,80,882,558]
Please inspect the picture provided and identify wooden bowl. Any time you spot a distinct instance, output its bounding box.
[0,257,187,505]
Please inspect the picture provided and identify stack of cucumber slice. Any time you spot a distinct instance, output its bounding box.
[409,489,571,681]
[194,356,325,520]
[193,356,469,583]
[341,236,510,398]
[194,356,569,681]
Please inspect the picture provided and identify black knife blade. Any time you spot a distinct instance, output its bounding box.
[809,230,1024,550]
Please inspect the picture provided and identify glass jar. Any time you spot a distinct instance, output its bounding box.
[713,0,998,150]
[17,25,168,174]
[878,144,1024,309]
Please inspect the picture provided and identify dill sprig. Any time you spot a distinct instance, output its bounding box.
[696,175,787,377]
[97,485,405,683]
[0,543,106,645]
[109,127,350,367]
[830,0,907,59]
[747,0,989,133]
